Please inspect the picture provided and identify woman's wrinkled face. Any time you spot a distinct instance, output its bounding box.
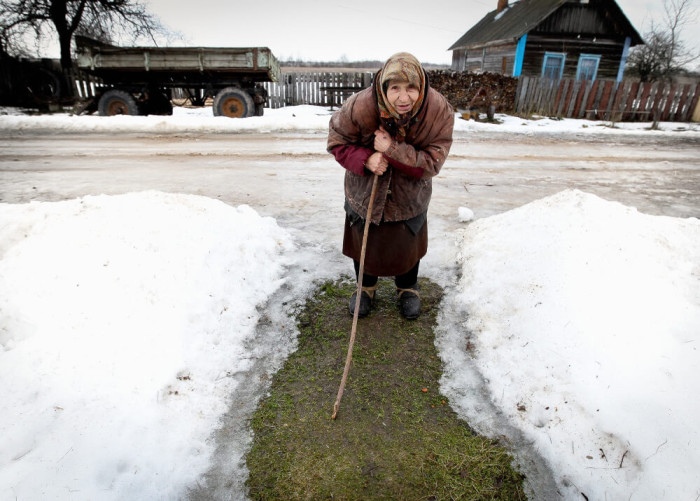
[386,80,420,115]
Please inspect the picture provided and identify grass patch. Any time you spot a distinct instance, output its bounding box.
[246,277,526,500]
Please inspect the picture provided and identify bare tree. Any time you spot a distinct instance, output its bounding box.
[0,0,168,69]
[627,0,698,81]
[627,30,675,81]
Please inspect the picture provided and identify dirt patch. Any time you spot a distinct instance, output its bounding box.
[245,277,526,499]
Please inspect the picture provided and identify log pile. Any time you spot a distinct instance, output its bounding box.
[427,70,518,113]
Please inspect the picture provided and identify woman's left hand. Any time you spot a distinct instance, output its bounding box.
[365,151,388,176]
[373,127,392,153]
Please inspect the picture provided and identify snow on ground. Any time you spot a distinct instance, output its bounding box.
[438,190,700,499]
[0,192,295,500]
[1,106,699,500]
[1,104,698,136]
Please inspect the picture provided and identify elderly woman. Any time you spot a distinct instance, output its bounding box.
[327,52,454,319]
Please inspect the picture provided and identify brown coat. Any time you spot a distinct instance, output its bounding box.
[327,83,454,225]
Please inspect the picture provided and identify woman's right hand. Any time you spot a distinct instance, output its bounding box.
[365,152,389,176]
[373,127,392,153]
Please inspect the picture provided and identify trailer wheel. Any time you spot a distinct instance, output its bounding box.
[213,87,254,118]
[26,67,62,103]
[98,90,140,116]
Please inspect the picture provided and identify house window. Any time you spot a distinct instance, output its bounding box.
[577,54,601,81]
[542,52,566,80]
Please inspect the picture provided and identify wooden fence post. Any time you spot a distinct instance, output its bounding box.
[583,80,600,119]
[544,79,559,116]
[693,97,700,122]
[688,83,700,122]
[572,80,588,118]
[637,82,653,120]
[672,84,691,122]
[661,83,677,121]
[622,81,639,121]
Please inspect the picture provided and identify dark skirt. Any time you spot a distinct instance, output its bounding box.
[342,215,428,277]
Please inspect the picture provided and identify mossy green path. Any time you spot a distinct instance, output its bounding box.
[246,278,526,500]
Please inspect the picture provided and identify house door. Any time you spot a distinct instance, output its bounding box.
[577,54,601,81]
[542,52,566,80]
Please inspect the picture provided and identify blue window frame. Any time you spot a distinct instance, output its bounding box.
[577,54,601,81]
[542,52,566,80]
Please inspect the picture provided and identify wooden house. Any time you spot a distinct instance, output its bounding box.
[449,0,644,81]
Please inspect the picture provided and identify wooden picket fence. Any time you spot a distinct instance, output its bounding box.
[262,72,374,109]
[515,76,700,122]
[266,73,700,122]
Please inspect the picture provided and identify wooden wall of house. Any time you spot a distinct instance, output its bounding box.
[451,0,635,77]
[521,34,624,79]
[452,43,518,75]
[452,35,624,80]
[521,1,630,79]
[451,50,467,71]
[483,43,517,75]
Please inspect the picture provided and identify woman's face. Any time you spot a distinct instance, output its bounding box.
[386,80,420,115]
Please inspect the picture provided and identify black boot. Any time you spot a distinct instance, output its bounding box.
[397,284,421,320]
[348,283,379,318]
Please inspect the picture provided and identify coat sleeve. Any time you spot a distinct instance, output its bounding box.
[327,91,377,176]
[330,144,372,176]
[384,155,424,179]
[383,92,454,179]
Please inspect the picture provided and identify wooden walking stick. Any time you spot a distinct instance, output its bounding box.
[332,174,379,420]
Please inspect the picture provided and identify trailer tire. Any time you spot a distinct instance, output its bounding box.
[213,87,254,118]
[26,67,62,103]
[98,90,140,116]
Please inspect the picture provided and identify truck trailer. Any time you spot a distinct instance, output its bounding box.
[75,36,280,118]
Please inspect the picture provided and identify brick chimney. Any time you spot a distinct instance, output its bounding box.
[497,0,508,12]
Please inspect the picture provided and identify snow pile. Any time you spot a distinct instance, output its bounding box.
[457,206,474,222]
[0,105,334,134]
[440,190,700,499]
[0,192,294,500]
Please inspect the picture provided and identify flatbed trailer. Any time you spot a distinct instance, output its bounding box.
[75,36,280,118]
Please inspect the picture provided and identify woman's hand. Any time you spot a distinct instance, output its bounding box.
[365,151,389,176]
[373,127,393,153]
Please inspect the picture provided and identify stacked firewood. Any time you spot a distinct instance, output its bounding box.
[427,70,518,113]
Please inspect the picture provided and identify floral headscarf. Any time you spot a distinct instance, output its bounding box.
[376,52,427,142]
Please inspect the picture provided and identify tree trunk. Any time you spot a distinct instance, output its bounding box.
[58,33,72,70]
[49,0,72,69]
[49,0,77,99]
[58,32,75,100]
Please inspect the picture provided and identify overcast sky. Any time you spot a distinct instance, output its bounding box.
[140,0,699,67]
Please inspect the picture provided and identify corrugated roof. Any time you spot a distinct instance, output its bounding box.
[449,0,643,50]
